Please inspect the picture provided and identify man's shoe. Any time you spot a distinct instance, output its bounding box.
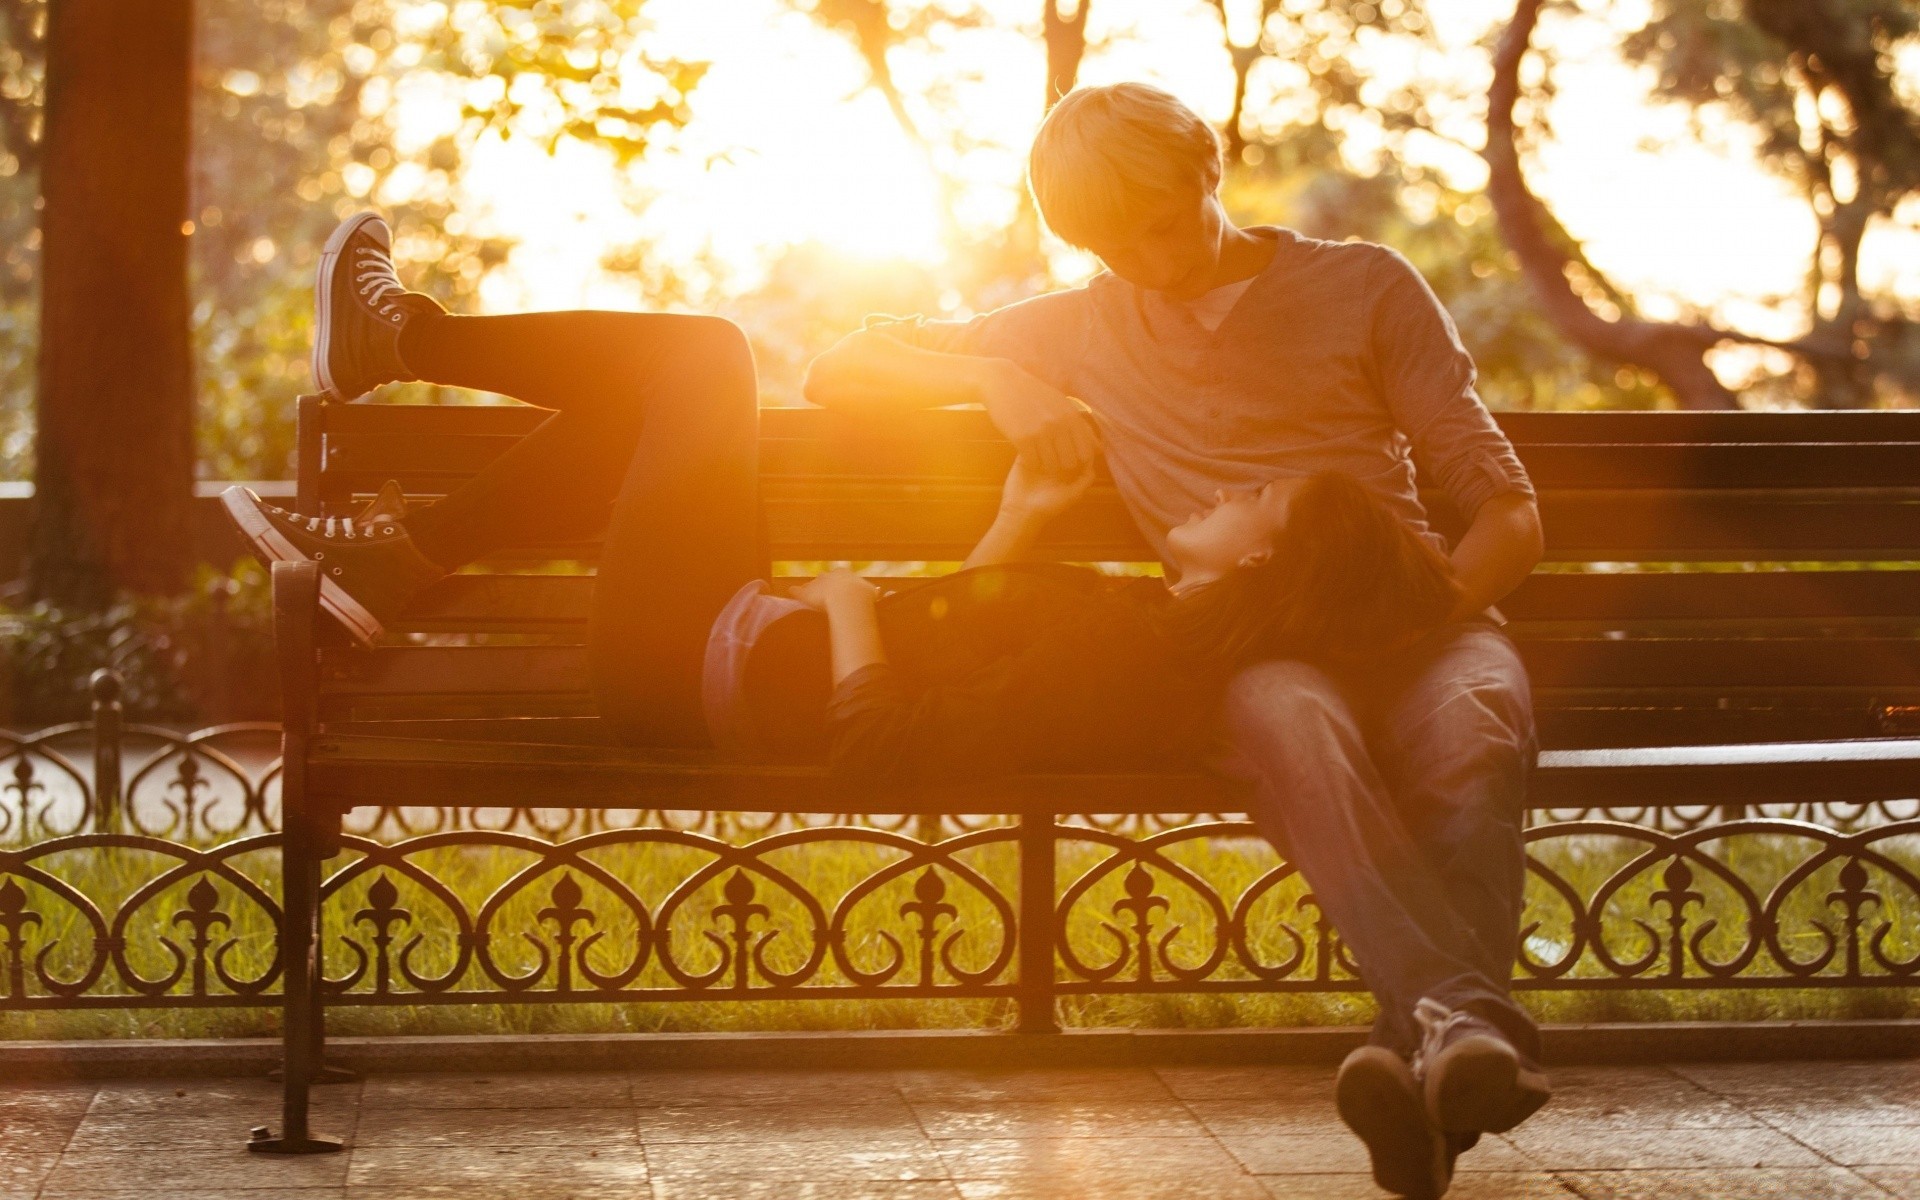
[1412,998,1552,1135]
[312,212,444,402]
[1336,1046,1451,1200]
[221,486,444,645]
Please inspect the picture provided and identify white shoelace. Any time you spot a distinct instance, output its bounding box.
[1410,997,1476,1080]
[353,247,409,321]
[271,505,397,541]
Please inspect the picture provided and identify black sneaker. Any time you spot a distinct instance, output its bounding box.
[312,212,444,402]
[220,485,444,645]
[1412,998,1552,1135]
[1336,1046,1451,1200]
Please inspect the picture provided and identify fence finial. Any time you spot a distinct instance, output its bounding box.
[89,669,123,832]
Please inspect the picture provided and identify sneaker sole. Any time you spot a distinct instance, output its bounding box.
[1337,1049,1449,1199]
[220,487,385,646]
[312,212,385,403]
[1426,1036,1550,1135]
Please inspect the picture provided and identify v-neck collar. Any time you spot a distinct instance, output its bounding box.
[1136,226,1288,345]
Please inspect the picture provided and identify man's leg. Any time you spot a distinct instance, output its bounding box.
[1372,622,1539,1060]
[1216,658,1508,1056]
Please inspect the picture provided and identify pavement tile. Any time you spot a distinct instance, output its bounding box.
[38,1147,350,1192]
[932,1134,1247,1180]
[1501,1125,1826,1170]
[1776,1124,1920,1166]
[1856,1165,1920,1199]
[631,1069,902,1108]
[1180,1098,1362,1139]
[360,1071,631,1110]
[1153,1067,1332,1103]
[65,1104,362,1150]
[1218,1130,1535,1175]
[351,1105,639,1148]
[644,1137,947,1181]
[38,1192,346,1200]
[0,1108,87,1152]
[0,1148,61,1195]
[895,1069,1174,1105]
[1252,1174,1383,1200]
[87,1078,361,1115]
[912,1100,1206,1140]
[654,1182,961,1200]
[1673,1061,1920,1119]
[1259,1173,1576,1199]
[637,1098,923,1144]
[1559,1166,1892,1199]
[345,1145,650,1196]
[956,1175,1271,1199]
[0,1083,97,1119]
[1530,1067,1763,1129]
[1214,1131,1373,1176]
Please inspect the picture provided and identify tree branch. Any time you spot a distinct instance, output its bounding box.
[1486,0,1750,409]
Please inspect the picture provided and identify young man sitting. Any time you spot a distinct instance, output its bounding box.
[804,81,1549,1200]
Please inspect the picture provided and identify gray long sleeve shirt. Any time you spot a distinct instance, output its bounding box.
[891,226,1533,575]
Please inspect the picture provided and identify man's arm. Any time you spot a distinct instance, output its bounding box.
[805,328,1101,476]
[1447,491,1544,622]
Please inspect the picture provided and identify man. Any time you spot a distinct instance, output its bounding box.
[804,82,1548,1199]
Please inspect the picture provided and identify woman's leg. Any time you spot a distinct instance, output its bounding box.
[396,310,765,745]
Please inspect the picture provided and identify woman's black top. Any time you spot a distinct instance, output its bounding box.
[740,563,1213,786]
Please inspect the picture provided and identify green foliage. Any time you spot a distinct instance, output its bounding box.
[0,559,276,724]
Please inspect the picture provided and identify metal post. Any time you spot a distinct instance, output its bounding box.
[1015,809,1059,1034]
[249,560,343,1154]
[89,670,122,834]
[248,732,343,1155]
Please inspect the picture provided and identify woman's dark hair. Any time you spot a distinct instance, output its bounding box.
[1160,472,1462,671]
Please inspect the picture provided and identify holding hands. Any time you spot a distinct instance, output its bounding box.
[999,453,1096,521]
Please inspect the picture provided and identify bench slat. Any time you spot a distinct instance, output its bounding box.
[389,569,1920,632]
[316,402,1920,445]
[304,729,1920,812]
[325,426,1920,491]
[323,483,1920,562]
[317,635,1920,700]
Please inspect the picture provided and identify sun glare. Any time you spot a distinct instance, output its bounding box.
[376,0,1914,325]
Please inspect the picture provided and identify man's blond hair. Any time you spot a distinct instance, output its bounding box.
[1028,82,1223,249]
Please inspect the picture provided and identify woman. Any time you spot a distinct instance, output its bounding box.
[223,211,1460,780]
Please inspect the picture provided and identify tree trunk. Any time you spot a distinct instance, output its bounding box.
[28,0,195,605]
[1042,1,1089,111]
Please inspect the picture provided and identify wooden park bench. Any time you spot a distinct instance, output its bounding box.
[252,397,1920,1152]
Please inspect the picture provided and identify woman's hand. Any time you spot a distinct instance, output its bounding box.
[791,568,880,613]
[791,569,887,684]
[1000,454,1096,521]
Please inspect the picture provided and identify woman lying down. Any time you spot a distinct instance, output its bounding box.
[222,211,1461,783]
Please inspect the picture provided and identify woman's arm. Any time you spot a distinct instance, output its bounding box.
[791,569,886,685]
[964,456,1095,569]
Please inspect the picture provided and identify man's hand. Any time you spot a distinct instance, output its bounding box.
[1000,454,1095,521]
[978,360,1100,477]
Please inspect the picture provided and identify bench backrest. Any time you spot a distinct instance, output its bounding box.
[299,398,1920,748]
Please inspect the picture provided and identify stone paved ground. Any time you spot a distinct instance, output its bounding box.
[0,1060,1916,1199]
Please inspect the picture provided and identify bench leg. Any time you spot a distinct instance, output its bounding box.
[250,739,343,1155]
[1016,812,1060,1035]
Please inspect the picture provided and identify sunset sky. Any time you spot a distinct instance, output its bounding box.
[371,0,1919,349]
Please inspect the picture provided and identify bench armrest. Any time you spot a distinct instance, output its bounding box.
[272,560,322,736]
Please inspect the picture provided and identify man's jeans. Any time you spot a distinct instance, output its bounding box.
[1208,621,1540,1061]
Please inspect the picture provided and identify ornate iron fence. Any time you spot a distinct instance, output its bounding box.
[1,672,1917,1012]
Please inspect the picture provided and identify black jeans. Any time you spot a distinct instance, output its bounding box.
[396,310,764,746]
